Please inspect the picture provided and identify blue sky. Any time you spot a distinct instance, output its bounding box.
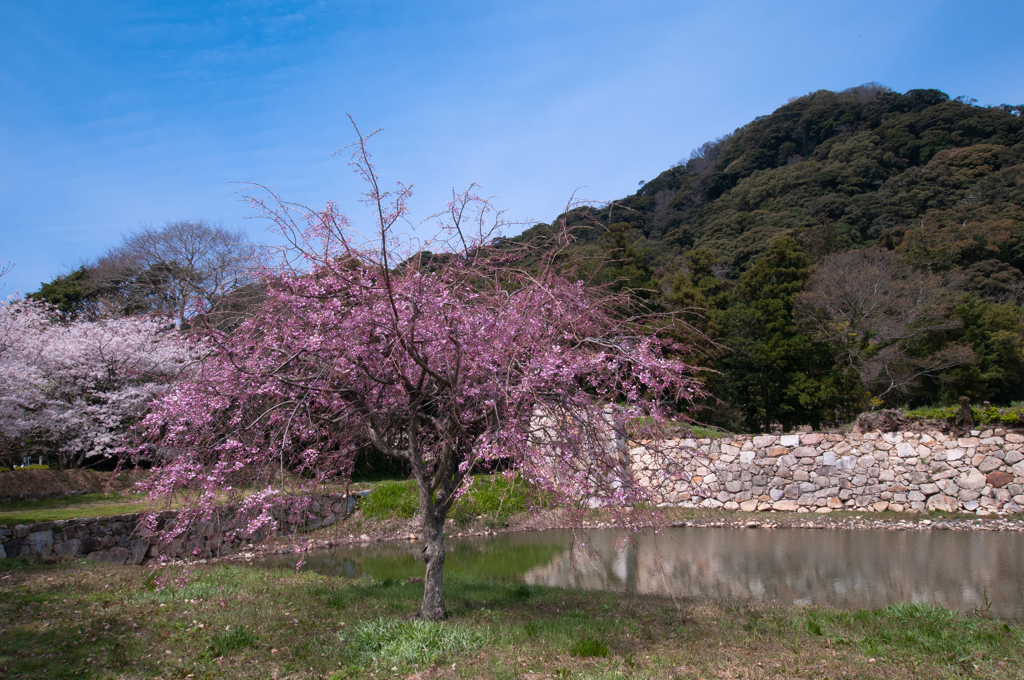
[2,0,1022,294]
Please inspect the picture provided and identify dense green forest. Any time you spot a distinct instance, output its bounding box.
[520,84,1024,432]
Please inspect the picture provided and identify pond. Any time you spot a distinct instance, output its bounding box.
[259,526,1024,621]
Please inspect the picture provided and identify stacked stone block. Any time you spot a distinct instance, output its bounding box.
[630,428,1024,515]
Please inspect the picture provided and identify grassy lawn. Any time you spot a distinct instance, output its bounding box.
[1,557,1021,679]
[0,479,367,527]
[0,492,160,525]
[360,474,539,529]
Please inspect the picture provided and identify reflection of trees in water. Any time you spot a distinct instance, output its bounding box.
[265,532,566,582]
[523,528,1024,621]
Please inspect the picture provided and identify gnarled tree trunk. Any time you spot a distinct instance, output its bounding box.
[419,507,448,620]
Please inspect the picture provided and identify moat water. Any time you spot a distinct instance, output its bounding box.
[259,526,1024,620]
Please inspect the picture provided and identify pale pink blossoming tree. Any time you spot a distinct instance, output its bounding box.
[135,126,704,620]
[0,298,196,469]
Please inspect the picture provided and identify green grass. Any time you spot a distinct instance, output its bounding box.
[345,617,490,669]
[686,425,729,439]
[2,557,1022,679]
[906,403,1024,426]
[449,473,540,527]
[805,602,1022,670]
[358,479,420,520]
[359,473,546,527]
[569,637,610,657]
[0,476,356,526]
[0,491,156,525]
[210,626,259,657]
[0,464,51,472]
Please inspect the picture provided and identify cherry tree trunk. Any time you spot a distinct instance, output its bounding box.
[419,511,447,620]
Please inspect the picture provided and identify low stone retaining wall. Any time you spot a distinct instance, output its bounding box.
[631,428,1024,515]
[0,493,358,562]
[6,426,1023,563]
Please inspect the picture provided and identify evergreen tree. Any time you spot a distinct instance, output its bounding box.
[711,238,862,431]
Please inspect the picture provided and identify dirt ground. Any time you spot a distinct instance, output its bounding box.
[0,468,145,501]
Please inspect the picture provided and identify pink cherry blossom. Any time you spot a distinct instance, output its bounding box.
[135,125,705,619]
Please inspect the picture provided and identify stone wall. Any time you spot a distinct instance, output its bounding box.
[6,426,1024,563]
[630,428,1024,515]
[0,493,358,562]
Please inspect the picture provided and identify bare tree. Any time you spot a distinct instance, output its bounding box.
[795,249,973,402]
[88,220,260,326]
[684,135,732,174]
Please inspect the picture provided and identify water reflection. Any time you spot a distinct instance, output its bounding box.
[262,527,1024,621]
[262,532,565,583]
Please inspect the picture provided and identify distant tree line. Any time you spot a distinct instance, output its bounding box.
[520,85,1024,432]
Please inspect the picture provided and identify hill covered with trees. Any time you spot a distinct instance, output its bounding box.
[521,84,1024,431]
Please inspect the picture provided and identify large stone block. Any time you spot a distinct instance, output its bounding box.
[837,456,858,470]
[987,471,1013,488]
[801,433,826,446]
[86,547,130,565]
[779,434,800,447]
[25,530,53,558]
[64,524,89,541]
[752,435,776,448]
[130,539,150,565]
[772,500,798,511]
[958,469,987,490]
[927,494,958,512]
[978,456,1002,473]
[54,539,81,556]
[896,443,916,458]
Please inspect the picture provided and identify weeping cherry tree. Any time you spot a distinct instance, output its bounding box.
[134,125,704,620]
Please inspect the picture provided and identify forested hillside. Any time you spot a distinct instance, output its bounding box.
[522,84,1024,432]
